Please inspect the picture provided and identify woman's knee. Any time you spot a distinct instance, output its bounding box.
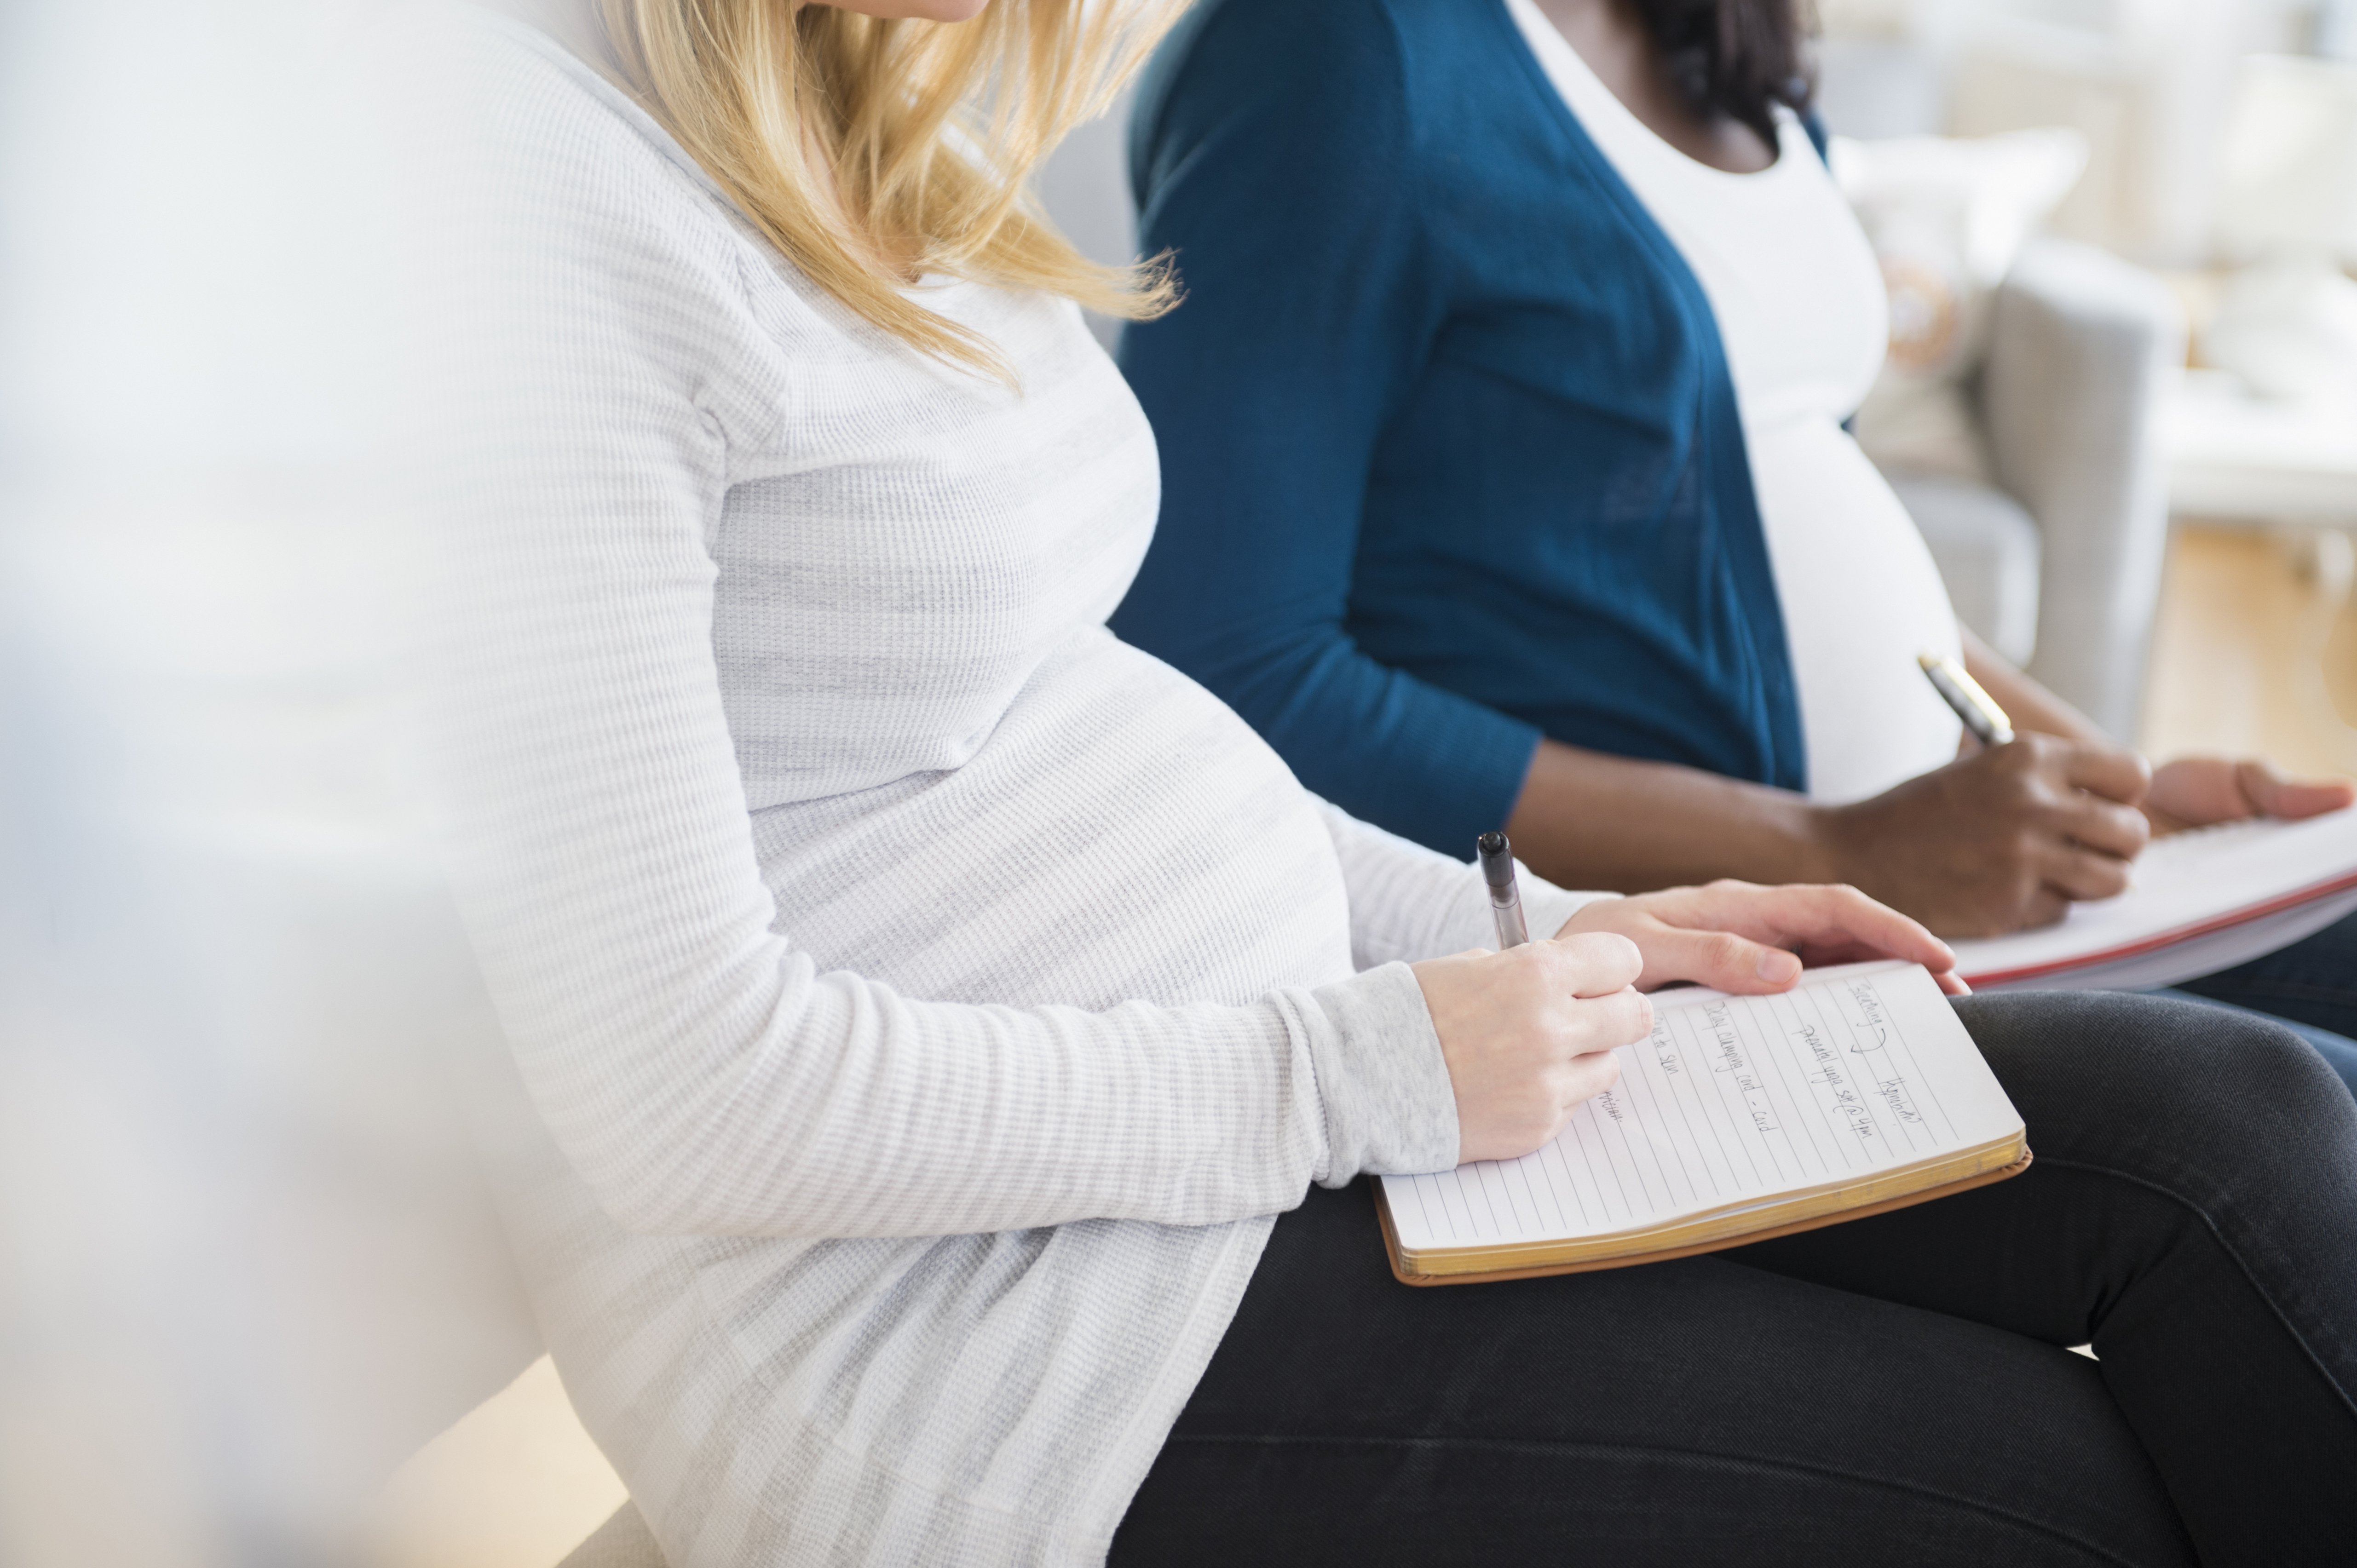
[1953,989,2357,1182]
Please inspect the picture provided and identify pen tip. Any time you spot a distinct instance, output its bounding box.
[1476,831,1507,858]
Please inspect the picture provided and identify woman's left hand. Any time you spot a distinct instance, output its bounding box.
[2143,756,2355,836]
[1556,879,1966,997]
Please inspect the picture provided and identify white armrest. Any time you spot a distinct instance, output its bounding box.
[1980,238,2186,741]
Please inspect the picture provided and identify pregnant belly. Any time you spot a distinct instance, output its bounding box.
[746,627,1355,1011]
[1748,420,1965,804]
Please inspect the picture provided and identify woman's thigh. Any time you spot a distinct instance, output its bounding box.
[2174,911,2357,1096]
[2151,985,2357,1099]
[1112,992,2357,1568]
[1113,1187,2191,1568]
[1731,991,2357,1568]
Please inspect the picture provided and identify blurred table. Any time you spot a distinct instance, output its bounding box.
[2160,369,2357,771]
[2166,370,2357,527]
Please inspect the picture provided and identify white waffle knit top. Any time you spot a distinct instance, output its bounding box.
[422,10,1602,1565]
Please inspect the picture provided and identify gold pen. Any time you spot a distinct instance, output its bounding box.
[1918,652,2014,747]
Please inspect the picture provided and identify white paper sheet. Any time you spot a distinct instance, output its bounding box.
[1380,961,2021,1253]
[1949,808,2357,992]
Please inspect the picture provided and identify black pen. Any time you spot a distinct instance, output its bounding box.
[1918,652,2015,747]
[1475,830,1530,949]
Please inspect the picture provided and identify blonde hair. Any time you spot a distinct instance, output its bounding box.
[594,0,1184,378]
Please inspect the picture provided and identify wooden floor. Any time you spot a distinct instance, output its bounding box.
[2142,525,2357,776]
[368,524,2357,1568]
[370,1356,626,1568]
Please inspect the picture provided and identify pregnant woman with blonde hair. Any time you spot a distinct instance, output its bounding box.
[422,0,2357,1562]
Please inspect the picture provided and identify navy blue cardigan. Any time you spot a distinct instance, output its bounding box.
[1108,0,1807,856]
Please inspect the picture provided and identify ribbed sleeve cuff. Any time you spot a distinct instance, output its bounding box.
[1283,961,1460,1183]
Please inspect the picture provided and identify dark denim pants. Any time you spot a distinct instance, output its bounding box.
[2173,910,2357,1100]
[1111,993,2357,1568]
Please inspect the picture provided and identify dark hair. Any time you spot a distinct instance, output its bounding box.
[1630,0,1815,149]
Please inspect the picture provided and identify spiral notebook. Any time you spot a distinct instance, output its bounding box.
[1375,961,2029,1285]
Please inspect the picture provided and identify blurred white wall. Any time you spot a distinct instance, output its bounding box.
[1045,1,2357,316]
[1037,81,1143,352]
[1817,0,2343,264]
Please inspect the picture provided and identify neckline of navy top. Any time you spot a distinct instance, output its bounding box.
[1109,0,1810,856]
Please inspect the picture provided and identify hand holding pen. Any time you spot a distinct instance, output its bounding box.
[1418,840,1963,1160]
[1786,653,2149,935]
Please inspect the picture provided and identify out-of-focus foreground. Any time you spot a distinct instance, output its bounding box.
[1,4,539,1564]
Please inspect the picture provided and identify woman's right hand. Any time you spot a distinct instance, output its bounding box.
[1411,934,1648,1165]
[1812,733,2151,937]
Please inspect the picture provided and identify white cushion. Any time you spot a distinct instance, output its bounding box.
[1833,128,2089,483]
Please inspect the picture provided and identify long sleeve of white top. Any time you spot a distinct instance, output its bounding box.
[423,52,1620,1241]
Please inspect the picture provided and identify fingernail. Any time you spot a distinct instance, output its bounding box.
[1757,951,1800,984]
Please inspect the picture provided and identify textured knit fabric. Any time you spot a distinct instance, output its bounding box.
[417,9,1602,1566]
[1109,0,1806,857]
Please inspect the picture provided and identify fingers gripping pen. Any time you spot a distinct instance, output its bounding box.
[1475,831,1530,950]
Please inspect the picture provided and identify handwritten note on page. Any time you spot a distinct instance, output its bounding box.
[1380,961,2021,1254]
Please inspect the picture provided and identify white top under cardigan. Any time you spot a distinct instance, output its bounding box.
[419,11,1603,1565]
[1505,0,1965,803]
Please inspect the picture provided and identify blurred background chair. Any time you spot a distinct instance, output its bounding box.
[1891,236,2185,743]
[1815,0,2357,766]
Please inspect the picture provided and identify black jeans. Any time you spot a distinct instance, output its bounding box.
[2176,910,2357,1100]
[1110,994,2357,1567]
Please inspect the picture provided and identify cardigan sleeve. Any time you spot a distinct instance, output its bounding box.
[1109,0,1544,856]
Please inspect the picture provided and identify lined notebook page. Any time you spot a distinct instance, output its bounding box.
[1381,961,2019,1252]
